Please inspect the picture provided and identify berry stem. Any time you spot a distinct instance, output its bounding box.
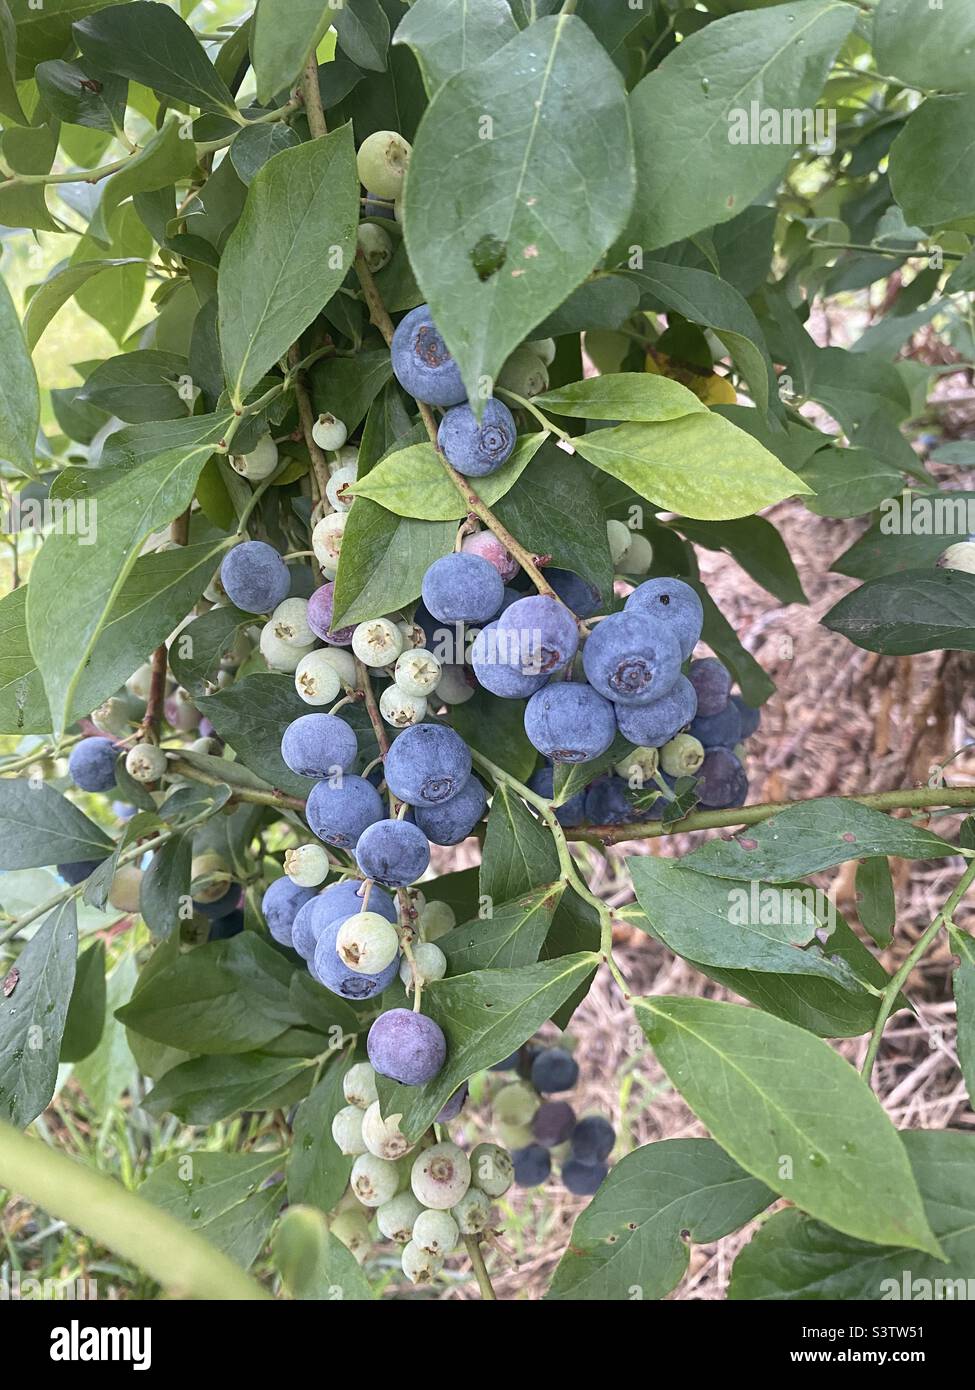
[298,55,328,140]
[288,341,332,507]
[463,1234,497,1301]
[141,507,190,744]
[496,387,572,444]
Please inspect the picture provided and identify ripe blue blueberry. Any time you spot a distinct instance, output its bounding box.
[390,304,467,407]
[436,1082,469,1122]
[545,568,603,619]
[68,736,117,792]
[512,1144,551,1188]
[421,553,504,625]
[355,818,431,887]
[438,397,516,477]
[281,713,358,778]
[732,694,761,738]
[696,746,748,809]
[262,876,316,947]
[531,1047,579,1094]
[220,540,291,614]
[562,1159,608,1196]
[367,1007,447,1085]
[524,683,616,764]
[413,774,487,845]
[582,611,682,706]
[305,774,385,848]
[624,577,703,660]
[497,595,579,676]
[614,674,697,747]
[691,700,742,750]
[471,622,549,699]
[57,859,102,886]
[383,723,472,807]
[527,766,586,828]
[313,917,400,999]
[532,1100,577,1148]
[490,1051,520,1072]
[688,657,732,717]
[583,775,635,826]
[292,880,396,960]
[570,1115,615,1164]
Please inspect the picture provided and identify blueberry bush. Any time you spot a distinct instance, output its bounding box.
[1,0,975,1302]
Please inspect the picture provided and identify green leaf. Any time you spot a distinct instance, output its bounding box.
[218,124,359,404]
[823,568,975,655]
[0,781,112,870]
[890,96,975,227]
[680,798,955,882]
[393,0,518,94]
[23,258,147,352]
[201,673,321,798]
[697,582,775,708]
[332,0,389,72]
[273,1205,374,1300]
[573,414,812,521]
[288,1051,355,1214]
[376,952,599,1141]
[404,14,634,401]
[729,1130,975,1299]
[89,117,199,247]
[26,412,232,736]
[674,517,806,606]
[144,1052,314,1124]
[952,930,975,1107]
[0,121,59,231]
[796,444,904,519]
[440,884,564,973]
[634,995,940,1256]
[75,952,139,1109]
[357,380,413,474]
[0,588,51,736]
[72,203,153,346]
[450,686,538,784]
[309,349,393,436]
[332,499,455,629]
[480,784,560,906]
[251,0,332,105]
[0,900,77,1127]
[169,603,253,700]
[138,834,191,940]
[627,1,857,250]
[10,0,131,74]
[35,57,126,131]
[229,120,301,185]
[530,274,640,338]
[875,0,975,95]
[547,1138,773,1301]
[0,275,39,481]
[0,0,26,123]
[60,939,106,1064]
[855,857,896,948]
[77,349,190,423]
[140,1151,284,1270]
[533,373,706,423]
[350,432,545,520]
[74,1,236,115]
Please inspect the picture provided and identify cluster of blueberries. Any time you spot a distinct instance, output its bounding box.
[490,1042,616,1198]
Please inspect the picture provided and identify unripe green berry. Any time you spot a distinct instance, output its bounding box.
[452,1187,492,1235]
[418,900,456,941]
[615,745,659,785]
[379,685,427,727]
[270,597,313,649]
[411,1141,471,1210]
[361,1101,414,1160]
[526,337,556,366]
[311,513,346,576]
[434,664,475,705]
[356,130,412,200]
[394,648,443,697]
[108,864,143,913]
[399,942,446,991]
[357,221,393,272]
[469,1142,514,1198]
[343,1061,378,1110]
[619,531,654,575]
[336,912,400,974]
[376,1191,423,1244]
[497,346,548,398]
[232,433,278,480]
[310,646,356,689]
[494,1081,538,1127]
[91,696,129,738]
[331,1104,367,1155]
[938,541,975,573]
[606,519,633,565]
[125,741,166,784]
[497,1120,534,1150]
[352,617,404,668]
[311,412,348,451]
[412,1208,458,1257]
[350,1152,399,1207]
[261,623,315,672]
[331,1210,371,1264]
[284,842,329,887]
[325,464,357,512]
[660,732,705,777]
[401,1238,443,1285]
[190,852,230,903]
[294,650,342,705]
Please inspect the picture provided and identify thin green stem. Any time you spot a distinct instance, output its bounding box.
[463,1234,497,1300]
[496,387,569,443]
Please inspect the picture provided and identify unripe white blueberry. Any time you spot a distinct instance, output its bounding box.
[312,513,346,577]
[357,221,393,273]
[231,433,278,480]
[126,662,154,700]
[311,412,348,452]
[399,942,446,991]
[331,1104,367,1155]
[469,1143,514,1198]
[343,1061,378,1110]
[938,541,975,573]
[310,646,356,689]
[418,900,456,942]
[379,685,427,727]
[91,697,129,738]
[294,650,342,705]
[526,337,557,366]
[615,745,659,784]
[397,620,425,650]
[332,445,359,469]
[452,1187,492,1235]
[261,623,316,673]
[285,843,330,887]
[331,1210,371,1264]
[270,597,314,648]
[361,1101,414,1160]
[108,864,143,913]
[376,1191,423,1244]
[494,1082,538,1126]
[410,1141,471,1210]
[352,617,404,668]
[219,628,252,670]
[619,531,654,575]
[497,346,548,398]
[356,130,412,200]
[125,742,167,784]
[350,1152,399,1207]
[336,911,400,974]
[412,1208,459,1257]
[607,519,633,565]
[401,1239,443,1285]
[191,852,230,903]
[660,733,705,778]
[394,648,442,697]
[325,464,357,512]
[434,664,476,705]
[188,736,217,755]
[204,571,228,604]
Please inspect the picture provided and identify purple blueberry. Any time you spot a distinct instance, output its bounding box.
[209,909,244,941]
[367,1007,447,1085]
[383,723,472,807]
[471,622,549,699]
[391,304,467,407]
[292,879,396,960]
[570,1115,615,1164]
[355,818,431,887]
[261,876,317,947]
[68,736,118,793]
[531,1047,579,1094]
[624,578,703,660]
[306,773,385,848]
[220,540,290,614]
[436,1083,468,1122]
[57,859,103,886]
[512,1144,551,1188]
[582,611,682,706]
[490,1051,521,1072]
[562,1159,608,1196]
[732,694,761,738]
[532,1100,577,1148]
[614,674,697,747]
[413,774,487,845]
[691,701,742,750]
[306,583,356,645]
[438,396,516,477]
[421,553,504,625]
[313,917,400,999]
[497,595,579,676]
[545,568,603,619]
[281,713,358,778]
[527,766,586,828]
[524,682,616,764]
[688,658,732,717]
[696,746,748,809]
[583,776,635,826]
